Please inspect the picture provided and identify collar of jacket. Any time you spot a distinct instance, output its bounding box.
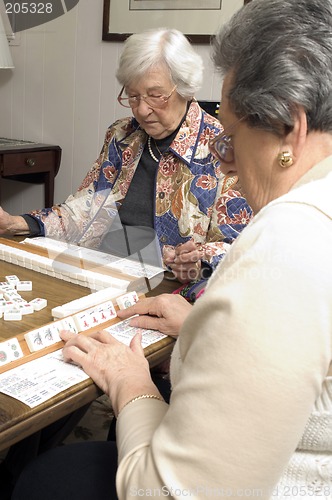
[119,100,204,167]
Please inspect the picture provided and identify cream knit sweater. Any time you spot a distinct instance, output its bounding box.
[274,377,332,498]
[117,158,332,499]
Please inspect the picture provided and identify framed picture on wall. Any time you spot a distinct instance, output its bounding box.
[102,0,251,43]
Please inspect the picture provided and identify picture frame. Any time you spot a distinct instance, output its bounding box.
[102,0,251,43]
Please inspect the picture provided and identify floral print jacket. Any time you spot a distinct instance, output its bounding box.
[29,100,252,271]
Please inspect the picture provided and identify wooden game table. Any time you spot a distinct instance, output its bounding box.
[0,239,178,452]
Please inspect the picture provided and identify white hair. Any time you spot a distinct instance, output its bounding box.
[116,28,203,99]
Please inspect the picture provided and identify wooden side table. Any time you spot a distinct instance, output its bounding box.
[0,138,62,207]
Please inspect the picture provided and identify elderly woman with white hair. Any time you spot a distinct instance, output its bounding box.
[0,28,251,284]
[12,0,332,498]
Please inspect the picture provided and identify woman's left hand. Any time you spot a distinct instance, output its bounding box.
[163,240,202,283]
[60,329,160,416]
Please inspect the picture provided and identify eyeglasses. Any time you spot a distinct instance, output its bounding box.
[117,85,177,109]
[209,116,246,163]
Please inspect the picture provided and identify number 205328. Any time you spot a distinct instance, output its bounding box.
[5,3,53,14]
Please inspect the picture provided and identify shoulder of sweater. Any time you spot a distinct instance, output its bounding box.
[259,166,332,221]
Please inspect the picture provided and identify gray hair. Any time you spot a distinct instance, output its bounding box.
[116,28,203,99]
[212,0,332,135]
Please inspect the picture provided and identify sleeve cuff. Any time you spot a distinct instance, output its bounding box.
[21,214,45,237]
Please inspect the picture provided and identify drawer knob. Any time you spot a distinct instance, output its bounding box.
[25,158,36,167]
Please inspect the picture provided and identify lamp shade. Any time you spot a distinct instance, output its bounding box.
[0,11,14,69]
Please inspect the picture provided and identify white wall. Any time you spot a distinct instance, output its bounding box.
[0,0,222,214]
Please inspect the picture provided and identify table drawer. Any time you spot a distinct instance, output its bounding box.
[2,150,55,175]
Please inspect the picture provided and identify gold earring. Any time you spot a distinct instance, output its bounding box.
[278,151,293,168]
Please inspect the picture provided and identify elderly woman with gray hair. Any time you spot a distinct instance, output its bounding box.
[0,27,250,284]
[12,0,332,498]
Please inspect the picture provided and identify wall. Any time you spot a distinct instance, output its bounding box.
[0,0,222,214]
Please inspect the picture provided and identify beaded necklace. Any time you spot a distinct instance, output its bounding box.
[147,136,162,163]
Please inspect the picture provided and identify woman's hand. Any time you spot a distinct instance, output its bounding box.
[163,240,203,283]
[60,329,161,416]
[0,207,29,235]
[116,294,192,338]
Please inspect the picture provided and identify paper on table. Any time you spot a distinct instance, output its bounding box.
[0,321,168,408]
[0,350,89,408]
[105,318,167,347]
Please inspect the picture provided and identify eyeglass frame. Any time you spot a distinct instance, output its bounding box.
[209,115,246,164]
[117,85,177,109]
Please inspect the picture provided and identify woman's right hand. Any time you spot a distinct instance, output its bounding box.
[116,293,192,338]
[0,207,29,235]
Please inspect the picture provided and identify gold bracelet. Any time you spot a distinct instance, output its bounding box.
[120,394,163,414]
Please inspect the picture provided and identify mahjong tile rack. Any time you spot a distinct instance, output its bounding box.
[0,273,144,374]
[0,237,168,375]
